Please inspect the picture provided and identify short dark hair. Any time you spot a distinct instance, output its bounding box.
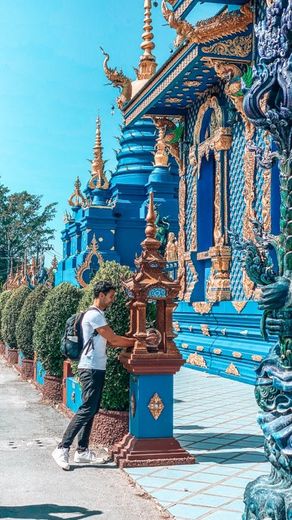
[93,280,116,298]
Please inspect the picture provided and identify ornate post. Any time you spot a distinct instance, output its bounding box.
[235,0,292,517]
[112,192,195,467]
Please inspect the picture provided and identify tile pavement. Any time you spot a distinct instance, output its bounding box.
[125,368,269,519]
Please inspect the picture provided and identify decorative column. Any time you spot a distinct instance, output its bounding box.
[234,0,292,517]
[112,192,195,467]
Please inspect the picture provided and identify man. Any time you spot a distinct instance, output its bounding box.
[52,280,135,470]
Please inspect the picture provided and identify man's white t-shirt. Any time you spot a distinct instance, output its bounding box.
[78,308,108,371]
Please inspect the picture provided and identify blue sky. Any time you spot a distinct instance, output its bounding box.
[0,0,222,263]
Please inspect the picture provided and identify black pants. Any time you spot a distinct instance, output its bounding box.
[60,369,105,450]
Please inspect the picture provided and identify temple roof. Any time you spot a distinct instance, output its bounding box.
[172,0,248,18]
[123,4,252,126]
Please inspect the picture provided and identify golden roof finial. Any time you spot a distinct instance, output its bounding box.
[89,117,109,190]
[137,0,157,80]
[68,177,87,207]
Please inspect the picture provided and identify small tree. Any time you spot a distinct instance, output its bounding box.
[78,261,132,411]
[0,290,13,342]
[16,285,50,359]
[33,283,81,377]
[2,286,31,348]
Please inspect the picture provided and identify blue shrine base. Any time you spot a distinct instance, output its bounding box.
[35,360,46,386]
[18,351,25,367]
[174,301,271,385]
[66,377,82,413]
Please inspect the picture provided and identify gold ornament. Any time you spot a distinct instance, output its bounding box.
[68,177,86,208]
[226,363,240,376]
[202,35,252,58]
[187,352,207,368]
[89,117,109,191]
[148,393,165,420]
[75,235,104,288]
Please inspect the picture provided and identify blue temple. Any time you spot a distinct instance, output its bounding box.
[55,0,277,385]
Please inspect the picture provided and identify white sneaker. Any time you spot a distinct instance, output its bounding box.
[52,446,70,470]
[74,448,110,464]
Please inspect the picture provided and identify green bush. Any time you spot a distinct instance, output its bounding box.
[33,283,82,377]
[16,285,50,359]
[2,286,31,348]
[77,261,132,411]
[0,290,14,342]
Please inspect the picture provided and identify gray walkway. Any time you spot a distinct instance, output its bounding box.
[0,358,167,520]
[126,368,268,520]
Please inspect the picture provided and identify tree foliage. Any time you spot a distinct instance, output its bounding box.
[16,285,50,359]
[0,180,57,284]
[78,261,132,411]
[0,290,13,341]
[2,286,31,348]
[33,283,82,377]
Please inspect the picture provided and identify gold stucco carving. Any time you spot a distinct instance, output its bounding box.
[150,116,184,173]
[184,251,199,302]
[202,35,252,58]
[89,117,109,191]
[206,245,231,302]
[197,346,205,352]
[68,177,86,208]
[187,352,207,368]
[204,60,256,299]
[213,348,222,355]
[201,324,211,336]
[162,2,252,47]
[233,351,243,359]
[192,302,213,314]
[101,48,132,109]
[232,301,248,313]
[76,235,104,288]
[165,232,178,262]
[252,354,263,362]
[226,363,240,376]
[148,393,164,420]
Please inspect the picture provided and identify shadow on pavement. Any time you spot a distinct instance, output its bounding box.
[0,504,102,519]
[176,432,263,450]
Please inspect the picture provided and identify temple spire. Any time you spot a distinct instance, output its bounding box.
[89,117,109,190]
[136,0,157,80]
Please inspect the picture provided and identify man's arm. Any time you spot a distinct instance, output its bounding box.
[96,325,135,348]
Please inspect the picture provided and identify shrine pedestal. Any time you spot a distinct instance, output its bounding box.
[112,373,195,468]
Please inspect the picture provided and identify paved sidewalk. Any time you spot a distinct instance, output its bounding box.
[0,358,167,520]
[126,368,267,520]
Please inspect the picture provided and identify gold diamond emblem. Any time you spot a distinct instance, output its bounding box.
[148,393,164,420]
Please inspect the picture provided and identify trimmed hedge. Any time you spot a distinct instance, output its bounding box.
[2,286,31,348]
[16,285,50,359]
[0,290,13,342]
[33,283,82,377]
[78,261,132,411]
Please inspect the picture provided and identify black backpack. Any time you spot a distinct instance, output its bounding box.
[61,307,102,361]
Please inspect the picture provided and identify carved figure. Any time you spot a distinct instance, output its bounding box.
[165,232,178,262]
[101,48,132,109]
[154,209,170,256]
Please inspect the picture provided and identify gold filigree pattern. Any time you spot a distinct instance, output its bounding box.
[178,172,186,299]
[226,363,240,376]
[201,324,211,336]
[162,2,252,47]
[232,351,243,359]
[150,116,184,173]
[148,393,165,420]
[131,393,136,417]
[183,80,200,87]
[197,346,204,352]
[75,235,104,288]
[206,246,231,302]
[213,348,222,355]
[192,302,213,314]
[204,60,256,299]
[232,301,248,313]
[68,177,86,208]
[187,352,207,368]
[252,355,263,362]
[89,117,109,191]
[181,343,189,349]
[202,35,252,57]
